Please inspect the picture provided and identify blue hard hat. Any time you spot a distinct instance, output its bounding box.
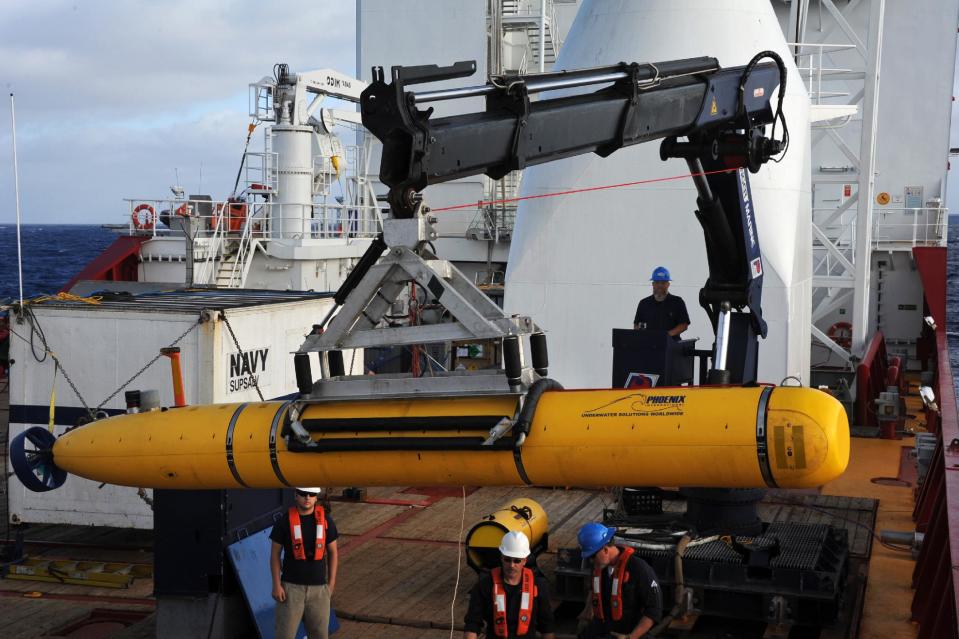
[650,266,671,282]
[578,522,617,558]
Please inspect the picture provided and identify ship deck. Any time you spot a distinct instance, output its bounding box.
[0,380,929,638]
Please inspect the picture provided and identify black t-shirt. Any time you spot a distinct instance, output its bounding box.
[593,553,663,635]
[270,507,338,585]
[633,293,690,332]
[463,570,555,638]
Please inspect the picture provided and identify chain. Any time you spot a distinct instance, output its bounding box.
[54,351,96,420]
[221,312,265,401]
[94,318,202,412]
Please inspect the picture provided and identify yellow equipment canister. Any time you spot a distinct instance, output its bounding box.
[465,497,548,571]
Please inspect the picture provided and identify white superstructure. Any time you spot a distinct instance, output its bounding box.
[505,0,812,388]
[772,1,956,373]
[128,64,382,292]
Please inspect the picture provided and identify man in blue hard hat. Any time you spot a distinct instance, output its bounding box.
[633,266,689,339]
[463,531,556,638]
[578,523,662,639]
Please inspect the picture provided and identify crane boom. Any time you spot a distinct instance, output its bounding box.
[360,56,786,217]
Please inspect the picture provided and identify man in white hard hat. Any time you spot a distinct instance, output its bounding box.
[269,488,339,639]
[463,530,556,638]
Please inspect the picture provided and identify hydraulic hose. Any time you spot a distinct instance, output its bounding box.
[317,233,388,329]
[650,533,692,637]
[513,377,564,446]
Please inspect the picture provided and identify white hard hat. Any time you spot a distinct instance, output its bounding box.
[498,531,531,559]
[296,487,321,494]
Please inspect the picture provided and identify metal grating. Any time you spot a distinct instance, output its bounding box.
[684,523,832,572]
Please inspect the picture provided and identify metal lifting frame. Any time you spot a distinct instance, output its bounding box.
[296,202,543,398]
[298,212,539,351]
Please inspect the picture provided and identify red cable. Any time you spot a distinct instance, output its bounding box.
[429,167,738,213]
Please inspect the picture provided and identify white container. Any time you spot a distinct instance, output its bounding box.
[7,289,356,528]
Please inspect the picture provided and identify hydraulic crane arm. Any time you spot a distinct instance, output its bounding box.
[360,56,786,217]
[358,53,789,383]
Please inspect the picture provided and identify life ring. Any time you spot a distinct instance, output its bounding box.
[827,321,852,349]
[131,203,156,230]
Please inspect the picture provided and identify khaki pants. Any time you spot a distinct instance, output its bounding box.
[275,582,331,639]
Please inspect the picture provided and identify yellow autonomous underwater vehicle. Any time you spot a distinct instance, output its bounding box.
[14,384,847,491]
[11,54,849,495]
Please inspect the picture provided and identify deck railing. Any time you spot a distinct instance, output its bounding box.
[910,328,959,639]
[872,207,948,249]
[786,42,858,107]
[123,198,381,242]
[123,196,380,287]
[812,206,948,257]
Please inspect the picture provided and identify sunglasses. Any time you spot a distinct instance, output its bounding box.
[502,557,524,564]
[296,491,318,498]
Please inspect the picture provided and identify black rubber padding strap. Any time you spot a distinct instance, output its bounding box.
[755,386,777,488]
[513,448,533,485]
[225,403,250,488]
[269,401,295,487]
[511,378,564,485]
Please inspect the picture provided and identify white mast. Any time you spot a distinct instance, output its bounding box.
[10,93,24,307]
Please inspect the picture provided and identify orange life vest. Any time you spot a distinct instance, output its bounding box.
[490,566,536,637]
[591,546,635,621]
[288,506,327,561]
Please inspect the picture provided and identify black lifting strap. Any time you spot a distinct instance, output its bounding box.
[514,378,565,441]
[512,378,564,485]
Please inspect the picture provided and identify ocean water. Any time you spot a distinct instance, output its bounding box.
[3,220,959,376]
[0,224,116,301]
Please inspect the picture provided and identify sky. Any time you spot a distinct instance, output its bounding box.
[0,0,357,225]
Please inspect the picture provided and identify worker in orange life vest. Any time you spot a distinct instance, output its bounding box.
[270,487,339,639]
[578,523,662,639]
[463,531,556,639]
